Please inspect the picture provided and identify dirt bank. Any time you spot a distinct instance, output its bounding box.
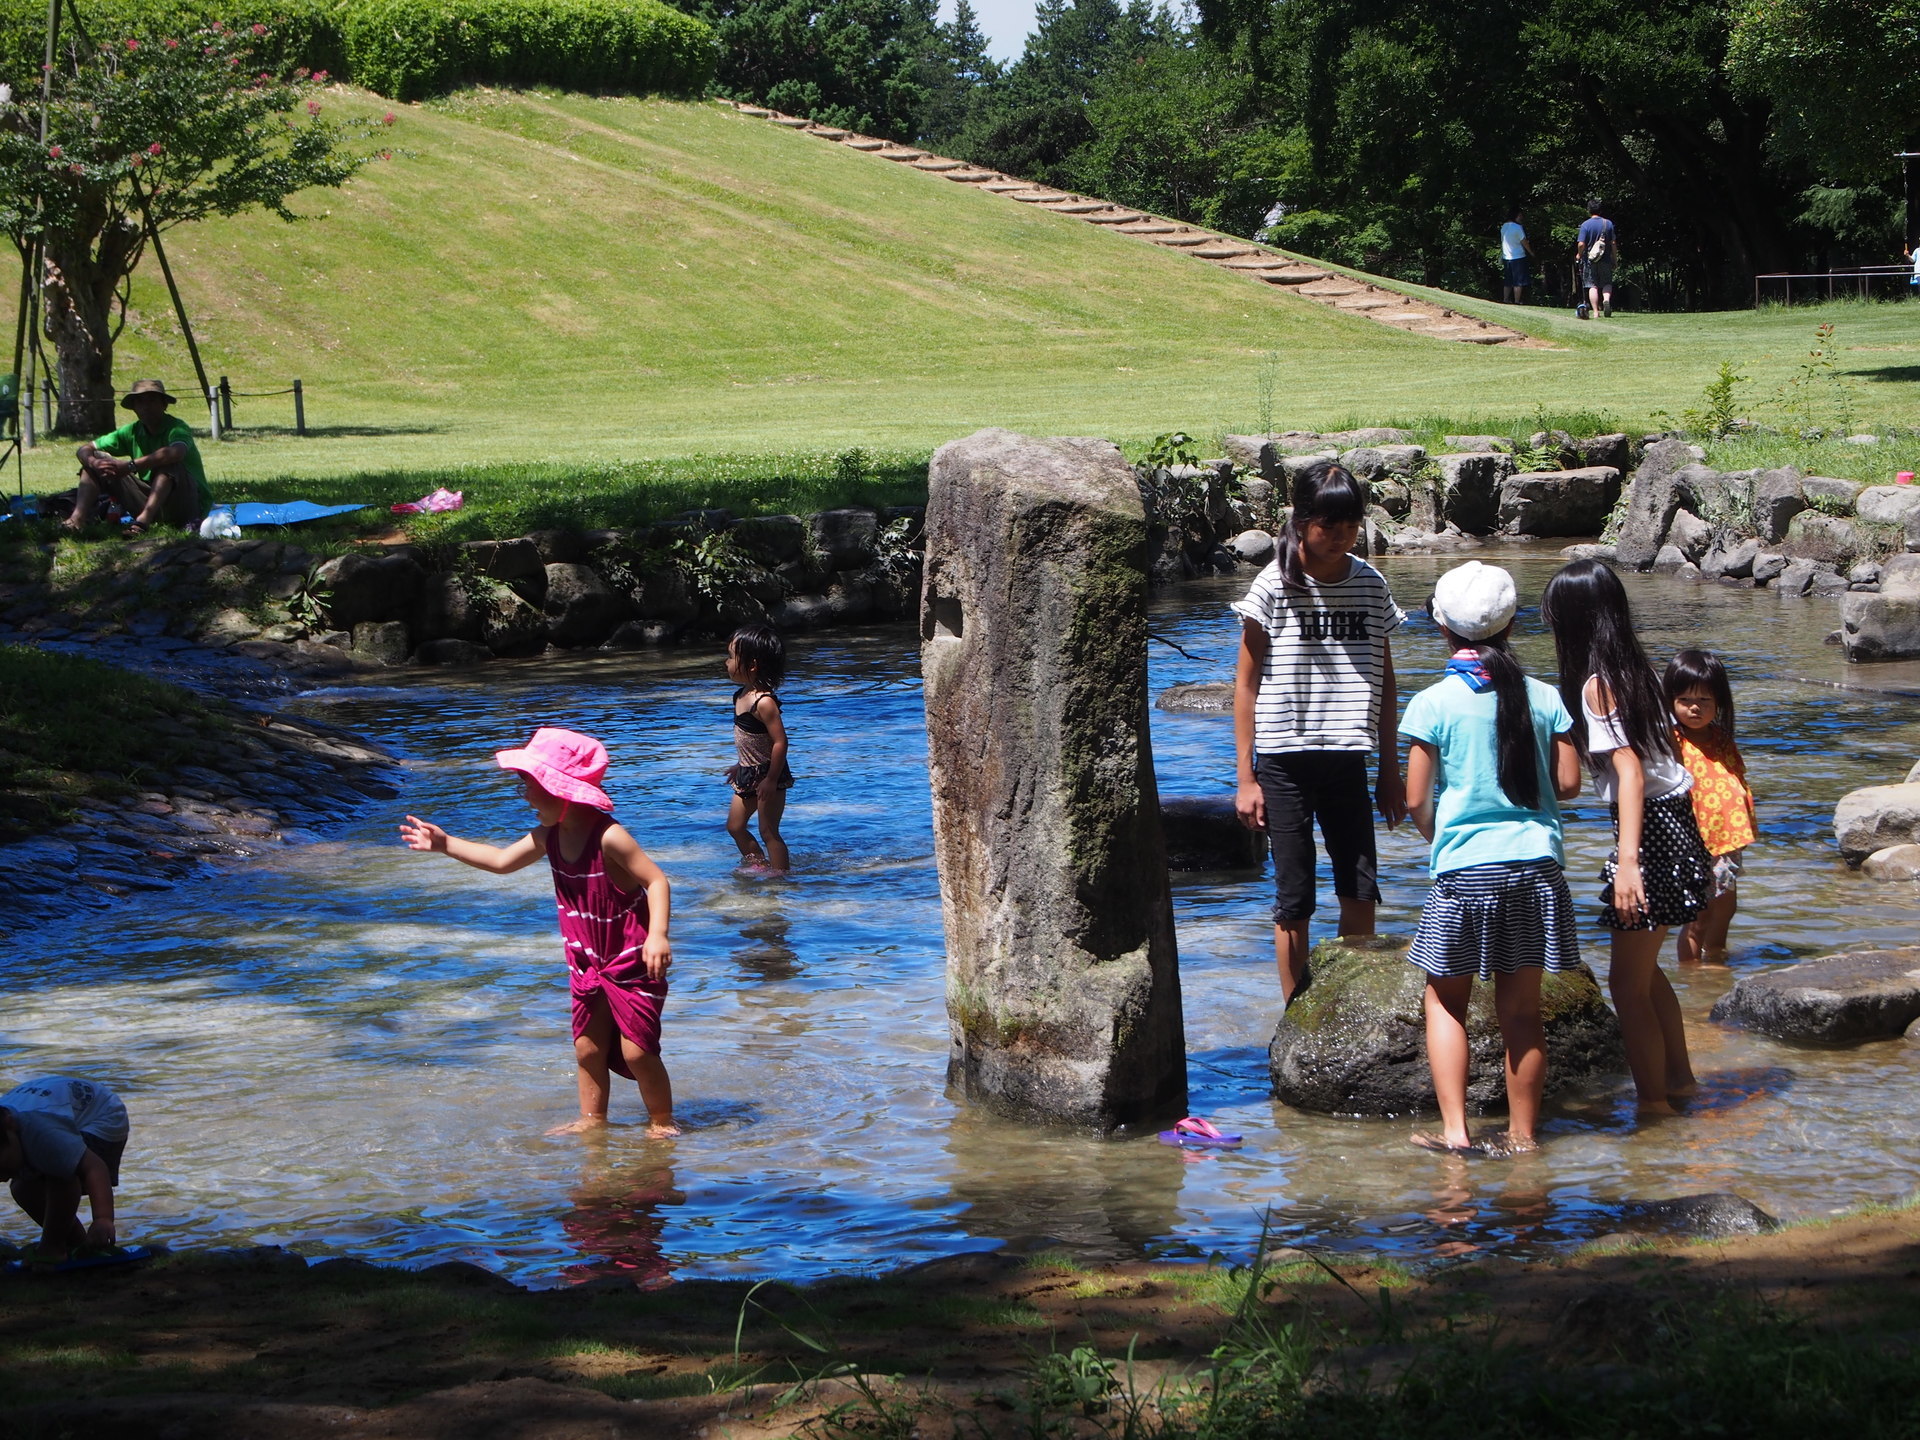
[7,1201,1918,1438]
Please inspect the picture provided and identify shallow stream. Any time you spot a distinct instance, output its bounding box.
[6,548,1919,1285]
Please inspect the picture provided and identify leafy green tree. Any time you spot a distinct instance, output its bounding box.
[915,0,996,146]
[1727,0,1920,184]
[0,20,381,431]
[668,0,941,138]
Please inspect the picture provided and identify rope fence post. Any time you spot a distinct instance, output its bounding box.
[207,385,221,442]
[41,375,53,434]
[219,375,232,432]
[293,378,304,436]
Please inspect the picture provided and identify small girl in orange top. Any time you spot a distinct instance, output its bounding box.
[1664,650,1755,965]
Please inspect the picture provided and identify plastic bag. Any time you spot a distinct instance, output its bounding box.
[199,507,242,539]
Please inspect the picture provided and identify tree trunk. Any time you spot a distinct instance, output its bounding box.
[40,212,142,436]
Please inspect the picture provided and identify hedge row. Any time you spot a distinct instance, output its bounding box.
[0,0,715,101]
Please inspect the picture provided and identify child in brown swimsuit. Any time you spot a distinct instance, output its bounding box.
[724,623,793,873]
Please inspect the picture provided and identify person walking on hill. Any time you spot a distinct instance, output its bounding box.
[1575,201,1619,318]
[1500,208,1533,304]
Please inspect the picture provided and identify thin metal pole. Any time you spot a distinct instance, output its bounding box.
[206,385,220,441]
[218,374,231,431]
[292,378,305,435]
[10,243,30,392]
[125,172,211,419]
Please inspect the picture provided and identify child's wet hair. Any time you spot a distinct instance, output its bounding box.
[1664,648,1736,740]
[729,623,786,687]
[1277,460,1368,588]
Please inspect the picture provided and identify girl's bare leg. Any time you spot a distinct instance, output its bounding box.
[618,1035,681,1137]
[1492,968,1546,1146]
[550,997,615,1134]
[726,792,766,864]
[1422,976,1475,1149]
[1649,959,1697,1097]
[756,784,790,873]
[1679,890,1737,965]
[1608,929,1677,1115]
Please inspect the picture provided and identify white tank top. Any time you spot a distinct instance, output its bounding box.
[1582,680,1691,805]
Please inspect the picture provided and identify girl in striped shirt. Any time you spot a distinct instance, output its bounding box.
[1402,563,1583,1157]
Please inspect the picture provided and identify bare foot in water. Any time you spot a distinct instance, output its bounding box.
[646,1120,683,1139]
[1475,1130,1540,1158]
[1636,1100,1680,1117]
[546,1115,609,1135]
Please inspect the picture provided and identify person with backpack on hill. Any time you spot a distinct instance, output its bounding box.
[1575,200,1618,318]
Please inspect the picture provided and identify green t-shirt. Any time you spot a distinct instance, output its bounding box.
[95,415,211,519]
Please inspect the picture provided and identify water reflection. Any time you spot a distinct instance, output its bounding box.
[561,1145,683,1289]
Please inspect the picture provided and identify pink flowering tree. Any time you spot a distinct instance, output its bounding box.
[0,24,392,432]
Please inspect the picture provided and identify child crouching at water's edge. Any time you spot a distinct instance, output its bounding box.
[1403,563,1583,1158]
[1665,650,1754,966]
[1232,460,1406,1008]
[399,728,680,1137]
[1544,560,1710,1116]
[725,623,794,874]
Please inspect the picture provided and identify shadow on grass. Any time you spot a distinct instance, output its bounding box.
[1845,365,1920,384]
[222,424,452,441]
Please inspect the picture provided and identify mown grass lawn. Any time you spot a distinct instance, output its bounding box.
[2,90,1917,517]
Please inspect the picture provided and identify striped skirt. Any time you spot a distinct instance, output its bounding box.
[1406,857,1581,980]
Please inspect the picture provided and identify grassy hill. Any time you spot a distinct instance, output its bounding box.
[5,89,1919,515]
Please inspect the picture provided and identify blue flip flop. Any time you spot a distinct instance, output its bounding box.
[2,1244,156,1276]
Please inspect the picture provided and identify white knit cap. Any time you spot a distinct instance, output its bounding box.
[1431,561,1517,642]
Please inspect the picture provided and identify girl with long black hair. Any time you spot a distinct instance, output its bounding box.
[1542,559,1711,1115]
[1233,460,1408,1007]
[1402,563,1583,1156]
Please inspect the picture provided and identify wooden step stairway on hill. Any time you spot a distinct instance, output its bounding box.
[728,102,1540,349]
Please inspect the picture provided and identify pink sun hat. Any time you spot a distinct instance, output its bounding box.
[494,727,614,811]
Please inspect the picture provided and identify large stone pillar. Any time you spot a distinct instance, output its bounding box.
[920,428,1187,1130]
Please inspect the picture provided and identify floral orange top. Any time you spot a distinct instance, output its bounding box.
[1674,726,1756,857]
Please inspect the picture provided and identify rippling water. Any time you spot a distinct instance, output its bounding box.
[5,547,1919,1285]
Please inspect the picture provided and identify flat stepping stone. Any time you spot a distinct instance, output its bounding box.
[1051,201,1111,213]
[912,159,964,171]
[772,117,810,128]
[1709,948,1920,1042]
[1192,244,1255,259]
[944,170,998,182]
[1009,190,1069,202]
[811,127,851,140]
[736,107,771,117]
[1336,296,1397,311]
[843,138,886,151]
[1299,283,1365,298]
[1220,256,1291,270]
[1081,211,1146,224]
[877,148,924,161]
[1152,234,1212,247]
[1115,223,1177,234]
[981,181,1026,192]
[1259,268,1329,284]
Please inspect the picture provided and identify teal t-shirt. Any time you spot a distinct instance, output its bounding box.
[1400,672,1574,876]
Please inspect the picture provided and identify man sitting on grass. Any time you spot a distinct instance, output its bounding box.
[63,378,212,536]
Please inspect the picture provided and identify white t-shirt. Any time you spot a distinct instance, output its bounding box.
[1,1076,128,1181]
[1232,555,1405,754]
[1500,222,1528,261]
[1582,681,1691,804]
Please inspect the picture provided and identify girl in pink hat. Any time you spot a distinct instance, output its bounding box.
[399,728,680,1137]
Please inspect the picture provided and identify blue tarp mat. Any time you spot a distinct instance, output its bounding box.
[233,501,368,527]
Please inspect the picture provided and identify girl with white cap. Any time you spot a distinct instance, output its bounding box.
[1400,562,1583,1156]
[399,728,680,1138]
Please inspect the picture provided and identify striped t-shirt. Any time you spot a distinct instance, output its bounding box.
[1231,555,1405,754]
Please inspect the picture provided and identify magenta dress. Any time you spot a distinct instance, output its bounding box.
[549,812,665,1073]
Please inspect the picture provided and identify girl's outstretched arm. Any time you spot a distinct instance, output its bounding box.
[398,816,545,874]
[1405,739,1438,843]
[602,825,673,984]
[1608,747,1648,919]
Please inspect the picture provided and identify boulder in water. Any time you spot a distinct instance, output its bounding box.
[1618,1194,1779,1238]
[1160,795,1264,872]
[1155,681,1234,712]
[1708,948,1920,1043]
[1834,781,1920,861]
[1267,936,1624,1115]
[1862,844,1920,879]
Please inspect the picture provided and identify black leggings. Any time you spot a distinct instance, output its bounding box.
[1256,751,1380,923]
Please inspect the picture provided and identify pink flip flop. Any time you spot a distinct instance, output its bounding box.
[1157,1116,1243,1149]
